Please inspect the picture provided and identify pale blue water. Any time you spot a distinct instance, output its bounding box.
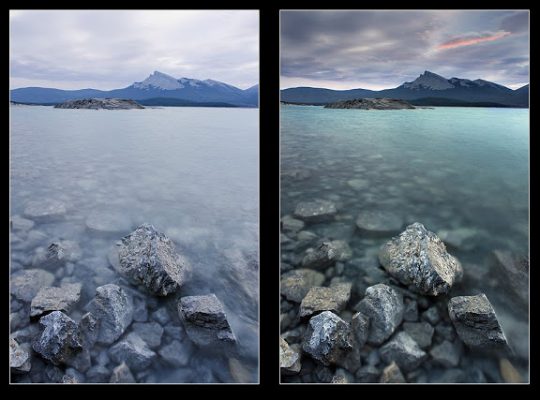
[10,105,259,383]
[281,105,528,382]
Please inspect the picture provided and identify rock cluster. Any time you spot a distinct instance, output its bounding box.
[54,98,145,110]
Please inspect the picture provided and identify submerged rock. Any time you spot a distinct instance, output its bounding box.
[30,283,82,318]
[229,358,253,383]
[10,338,31,373]
[109,332,156,371]
[178,294,236,349]
[11,269,55,302]
[280,337,301,375]
[158,340,190,367]
[301,240,352,270]
[109,362,136,383]
[78,312,99,348]
[379,223,463,296]
[131,322,163,349]
[281,269,325,303]
[299,283,352,318]
[380,331,427,372]
[32,240,82,270]
[402,322,434,349]
[117,224,192,296]
[355,284,404,345]
[430,340,461,367]
[281,215,305,234]
[87,284,134,345]
[380,361,406,383]
[10,215,35,232]
[356,210,403,236]
[490,250,529,306]
[448,294,508,350]
[86,210,132,235]
[32,311,83,365]
[499,358,523,383]
[294,199,337,223]
[23,200,66,222]
[302,311,353,366]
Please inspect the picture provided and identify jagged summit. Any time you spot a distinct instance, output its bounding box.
[133,71,182,90]
[403,71,455,90]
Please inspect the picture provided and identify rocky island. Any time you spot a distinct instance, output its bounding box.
[324,98,415,110]
[54,98,145,110]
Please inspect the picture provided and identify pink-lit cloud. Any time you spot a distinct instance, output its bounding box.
[437,31,511,50]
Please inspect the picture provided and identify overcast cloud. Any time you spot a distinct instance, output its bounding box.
[10,10,259,90]
[281,10,529,90]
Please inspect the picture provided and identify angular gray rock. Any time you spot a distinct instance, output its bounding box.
[280,337,301,375]
[380,331,427,372]
[11,269,55,302]
[78,312,99,348]
[351,312,370,350]
[301,240,352,270]
[421,306,441,325]
[380,361,406,383]
[110,362,136,383]
[281,269,325,303]
[294,199,337,223]
[302,311,353,366]
[178,294,236,348]
[117,224,192,296]
[23,199,66,222]
[87,284,134,345]
[355,284,404,345]
[403,300,419,322]
[30,283,82,318]
[10,338,31,373]
[448,294,508,350]
[131,322,163,349]
[356,365,380,382]
[281,215,305,234]
[152,307,170,325]
[109,332,156,371]
[299,283,352,318]
[402,322,434,349]
[430,340,461,367]
[356,210,403,236]
[379,223,463,296]
[158,339,190,367]
[32,241,82,270]
[491,250,528,306]
[32,311,83,365]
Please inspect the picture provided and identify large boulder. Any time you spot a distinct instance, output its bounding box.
[447,294,508,350]
[299,283,352,318]
[301,240,352,270]
[294,200,337,223]
[380,331,427,372]
[109,332,156,371]
[280,337,301,375]
[30,283,82,318]
[178,294,236,349]
[86,284,134,345]
[379,223,463,296]
[281,269,325,303]
[117,224,192,296]
[11,269,55,302]
[354,284,404,345]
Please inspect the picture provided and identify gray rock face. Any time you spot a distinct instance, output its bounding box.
[87,284,134,345]
[300,283,352,318]
[351,312,370,349]
[55,98,145,110]
[281,269,325,303]
[355,284,404,345]
[302,311,354,366]
[491,250,528,306]
[32,311,83,365]
[117,224,192,296]
[178,294,236,348]
[11,269,55,302]
[380,331,427,372]
[23,200,66,222]
[281,215,305,234]
[109,332,156,371]
[325,98,416,110]
[379,223,463,296]
[131,322,163,349]
[30,283,82,318]
[32,241,82,270]
[430,340,461,367]
[402,322,434,349]
[280,337,301,374]
[10,338,31,373]
[380,361,406,383]
[448,294,508,350]
[301,240,352,270]
[294,199,337,223]
[158,339,190,367]
[356,210,404,236]
[110,362,136,383]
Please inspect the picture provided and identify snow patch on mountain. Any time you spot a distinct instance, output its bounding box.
[133,71,183,90]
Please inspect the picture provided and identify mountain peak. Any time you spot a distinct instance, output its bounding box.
[133,71,182,90]
[403,71,454,90]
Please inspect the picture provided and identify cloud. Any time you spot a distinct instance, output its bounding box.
[437,31,511,50]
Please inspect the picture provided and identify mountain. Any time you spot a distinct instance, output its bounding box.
[10,71,258,107]
[281,71,528,107]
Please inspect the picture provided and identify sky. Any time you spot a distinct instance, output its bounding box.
[10,10,259,90]
[281,10,529,90]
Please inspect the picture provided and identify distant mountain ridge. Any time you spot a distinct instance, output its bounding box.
[281,71,528,107]
[10,71,258,107]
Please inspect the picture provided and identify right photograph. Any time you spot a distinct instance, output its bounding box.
[280,10,529,384]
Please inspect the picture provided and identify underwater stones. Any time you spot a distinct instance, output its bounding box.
[402,322,434,349]
[109,332,156,372]
[299,283,352,318]
[379,223,463,296]
[85,210,132,235]
[355,284,404,345]
[490,250,529,306]
[32,240,82,270]
[30,283,82,318]
[301,240,352,270]
[437,227,479,250]
[32,311,83,365]
[281,215,305,234]
[347,178,369,191]
[380,331,427,372]
[280,337,301,375]
[10,338,31,373]
[110,362,136,383]
[158,340,190,367]
[429,340,461,368]
[10,215,35,232]
[131,322,163,349]
[87,284,134,345]
[448,294,508,350]
[23,199,66,222]
[11,269,55,302]
[294,199,337,223]
[380,361,406,383]
[178,294,236,348]
[302,311,354,366]
[229,358,253,383]
[117,224,192,296]
[281,269,325,303]
[355,210,403,236]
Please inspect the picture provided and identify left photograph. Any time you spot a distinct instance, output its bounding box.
[10,10,259,383]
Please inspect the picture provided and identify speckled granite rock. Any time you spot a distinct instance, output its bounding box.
[299,283,352,318]
[280,337,301,374]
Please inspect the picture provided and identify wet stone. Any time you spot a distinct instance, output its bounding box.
[85,210,132,235]
[430,340,461,368]
[281,215,305,234]
[86,365,111,383]
[421,306,441,325]
[490,250,528,307]
[332,368,354,383]
[30,283,82,318]
[293,199,337,223]
[402,322,434,349]
[109,332,156,371]
[280,337,301,375]
[32,241,82,270]
[301,240,352,270]
[355,365,380,382]
[131,322,163,349]
[435,323,456,341]
[10,338,31,373]
[356,210,403,236]
[152,307,171,325]
[11,269,55,302]
[228,358,253,383]
[403,300,419,322]
[281,269,325,303]
[158,339,190,367]
[351,312,370,349]
[78,312,99,348]
[10,215,35,232]
[299,283,352,318]
[380,361,406,383]
[23,199,66,222]
[380,331,427,372]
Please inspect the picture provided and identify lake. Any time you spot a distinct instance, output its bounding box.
[10,105,259,383]
[280,105,528,383]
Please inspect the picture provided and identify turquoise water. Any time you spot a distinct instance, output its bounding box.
[10,105,259,383]
[281,105,529,382]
